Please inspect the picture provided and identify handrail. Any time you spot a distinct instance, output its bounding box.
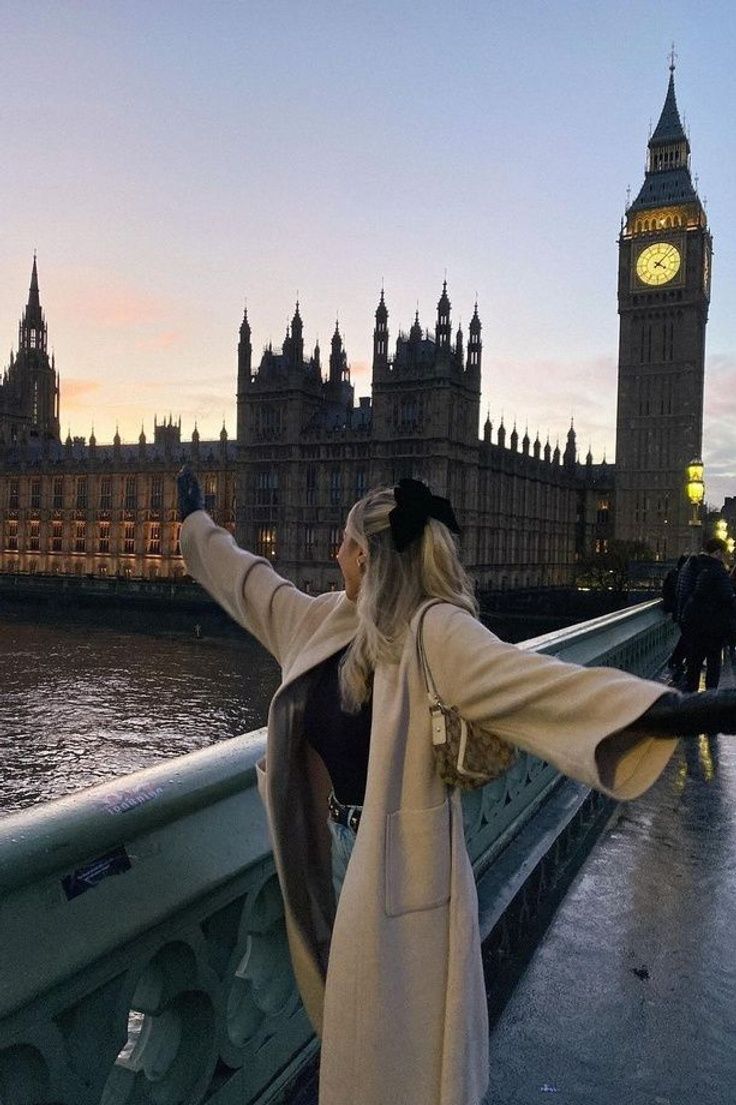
[0,728,267,896]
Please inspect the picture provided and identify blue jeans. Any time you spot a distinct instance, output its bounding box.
[327,816,357,902]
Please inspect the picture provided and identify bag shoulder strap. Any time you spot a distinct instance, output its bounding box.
[415,599,448,703]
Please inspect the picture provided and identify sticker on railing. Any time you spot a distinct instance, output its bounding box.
[61,846,132,900]
[100,783,165,815]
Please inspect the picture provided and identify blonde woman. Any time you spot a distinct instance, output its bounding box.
[177,470,736,1105]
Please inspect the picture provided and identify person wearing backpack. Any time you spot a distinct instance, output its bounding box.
[680,538,736,692]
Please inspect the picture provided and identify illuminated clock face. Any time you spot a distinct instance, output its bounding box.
[703,249,710,290]
[636,242,682,286]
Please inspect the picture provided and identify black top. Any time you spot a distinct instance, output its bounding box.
[303,648,372,806]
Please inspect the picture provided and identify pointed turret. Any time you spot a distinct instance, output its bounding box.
[455,322,464,369]
[329,320,348,387]
[497,418,506,449]
[467,302,481,376]
[19,254,47,354]
[651,66,686,144]
[237,302,252,446]
[510,422,519,452]
[435,280,451,351]
[291,300,304,366]
[629,58,697,214]
[409,309,423,345]
[543,436,551,464]
[533,432,541,460]
[26,254,42,327]
[563,419,576,468]
[522,426,530,455]
[483,410,492,444]
[373,287,389,371]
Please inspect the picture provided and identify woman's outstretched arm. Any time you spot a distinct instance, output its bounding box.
[177,467,318,666]
[421,603,720,801]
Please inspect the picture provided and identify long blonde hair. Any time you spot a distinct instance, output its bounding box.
[339,486,477,712]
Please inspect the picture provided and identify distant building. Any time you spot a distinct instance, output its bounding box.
[0,255,60,445]
[614,61,711,559]
[0,265,235,578]
[0,266,610,587]
[236,286,611,592]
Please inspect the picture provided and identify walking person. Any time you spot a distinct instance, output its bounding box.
[680,537,736,692]
[663,554,688,679]
[177,470,736,1105]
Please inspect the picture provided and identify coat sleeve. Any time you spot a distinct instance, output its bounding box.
[180,510,317,666]
[423,604,677,801]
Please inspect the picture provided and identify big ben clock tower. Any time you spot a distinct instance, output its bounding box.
[614,58,712,558]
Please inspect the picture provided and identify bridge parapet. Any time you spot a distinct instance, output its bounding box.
[0,600,675,1104]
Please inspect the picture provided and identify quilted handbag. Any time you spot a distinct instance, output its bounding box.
[416,601,517,790]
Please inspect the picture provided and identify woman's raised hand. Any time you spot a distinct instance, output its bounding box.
[177,465,205,521]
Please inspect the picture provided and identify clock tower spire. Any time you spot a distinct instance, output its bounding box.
[614,59,711,559]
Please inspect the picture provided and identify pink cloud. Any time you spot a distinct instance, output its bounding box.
[50,266,175,332]
[61,378,100,401]
[134,330,183,351]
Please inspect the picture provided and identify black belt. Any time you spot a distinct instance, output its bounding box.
[328,790,363,832]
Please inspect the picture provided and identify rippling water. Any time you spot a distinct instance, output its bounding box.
[0,607,279,816]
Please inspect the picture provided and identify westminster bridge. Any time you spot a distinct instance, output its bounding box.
[1,601,734,1104]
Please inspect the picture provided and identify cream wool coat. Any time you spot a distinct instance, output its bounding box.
[181,511,677,1105]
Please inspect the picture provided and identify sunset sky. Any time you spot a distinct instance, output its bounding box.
[3,1,736,505]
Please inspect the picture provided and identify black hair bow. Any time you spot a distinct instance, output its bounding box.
[389,478,461,552]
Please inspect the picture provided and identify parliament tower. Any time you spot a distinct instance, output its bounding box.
[614,60,711,558]
[0,256,61,445]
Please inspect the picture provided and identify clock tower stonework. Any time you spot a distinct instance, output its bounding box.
[614,63,712,558]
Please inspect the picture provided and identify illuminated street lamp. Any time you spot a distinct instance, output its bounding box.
[686,457,705,552]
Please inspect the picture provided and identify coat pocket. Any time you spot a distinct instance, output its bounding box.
[385,799,451,917]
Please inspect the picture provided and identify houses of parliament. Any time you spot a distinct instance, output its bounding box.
[0,65,711,592]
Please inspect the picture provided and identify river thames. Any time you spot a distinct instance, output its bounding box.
[0,605,280,816]
[0,601,571,817]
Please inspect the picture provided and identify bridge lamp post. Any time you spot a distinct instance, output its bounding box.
[686,458,705,554]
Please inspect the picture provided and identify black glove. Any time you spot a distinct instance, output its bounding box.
[631,689,736,737]
[177,465,205,522]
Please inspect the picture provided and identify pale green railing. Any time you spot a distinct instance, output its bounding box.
[0,600,676,1105]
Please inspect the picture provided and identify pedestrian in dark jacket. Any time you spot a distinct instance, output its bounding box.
[664,554,689,677]
[681,538,736,691]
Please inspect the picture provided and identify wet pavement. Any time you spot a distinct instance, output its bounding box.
[484,662,736,1105]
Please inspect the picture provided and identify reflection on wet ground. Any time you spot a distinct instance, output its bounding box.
[0,609,279,815]
[485,663,736,1105]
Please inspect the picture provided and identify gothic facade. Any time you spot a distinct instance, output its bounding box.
[0,265,612,587]
[0,255,60,445]
[236,287,611,592]
[614,62,711,557]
